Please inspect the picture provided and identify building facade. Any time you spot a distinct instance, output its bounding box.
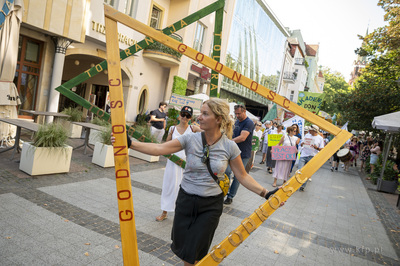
[305,44,322,93]
[220,0,289,118]
[9,0,295,125]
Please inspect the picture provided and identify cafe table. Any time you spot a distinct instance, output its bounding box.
[0,118,39,160]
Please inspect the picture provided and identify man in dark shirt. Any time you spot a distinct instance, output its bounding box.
[149,101,167,143]
[224,104,254,205]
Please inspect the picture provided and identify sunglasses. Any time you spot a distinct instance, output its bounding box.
[256,124,262,126]
[234,104,246,110]
[201,145,210,164]
[181,112,191,119]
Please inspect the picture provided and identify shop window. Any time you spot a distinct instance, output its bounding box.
[193,22,206,53]
[14,36,43,115]
[58,82,87,112]
[150,5,163,29]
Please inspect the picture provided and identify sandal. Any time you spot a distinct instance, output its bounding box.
[268,168,273,174]
[155,213,167,222]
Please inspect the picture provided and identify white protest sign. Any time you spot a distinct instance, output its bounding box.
[282,115,305,137]
[168,93,203,111]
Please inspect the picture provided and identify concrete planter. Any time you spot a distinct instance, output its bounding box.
[377,178,397,194]
[129,149,159,162]
[59,120,82,138]
[89,129,101,145]
[92,142,115,168]
[19,142,72,176]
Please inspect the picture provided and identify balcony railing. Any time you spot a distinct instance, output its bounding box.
[283,71,297,83]
[143,32,183,66]
[295,58,305,65]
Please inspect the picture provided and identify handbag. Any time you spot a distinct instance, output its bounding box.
[201,132,230,196]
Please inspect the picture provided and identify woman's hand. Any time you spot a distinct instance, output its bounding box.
[264,187,285,207]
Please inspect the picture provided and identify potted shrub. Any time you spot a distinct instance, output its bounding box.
[377,160,398,194]
[92,125,115,168]
[89,116,110,145]
[59,107,83,138]
[19,123,73,175]
[128,124,160,162]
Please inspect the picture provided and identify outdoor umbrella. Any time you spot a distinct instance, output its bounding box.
[0,0,23,140]
[371,111,400,192]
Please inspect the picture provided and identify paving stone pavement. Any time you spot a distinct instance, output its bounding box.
[1,138,400,265]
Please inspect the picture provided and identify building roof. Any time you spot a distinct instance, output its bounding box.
[318,70,324,78]
[306,44,319,56]
[289,44,296,57]
[288,38,305,58]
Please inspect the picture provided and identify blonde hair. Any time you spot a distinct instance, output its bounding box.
[203,98,234,139]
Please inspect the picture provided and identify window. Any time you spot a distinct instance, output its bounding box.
[14,36,43,114]
[104,0,117,8]
[193,22,206,53]
[290,90,294,101]
[124,0,136,17]
[150,5,162,29]
[138,86,148,114]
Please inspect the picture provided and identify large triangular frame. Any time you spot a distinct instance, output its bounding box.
[54,1,352,265]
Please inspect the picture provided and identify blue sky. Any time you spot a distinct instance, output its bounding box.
[266,0,387,81]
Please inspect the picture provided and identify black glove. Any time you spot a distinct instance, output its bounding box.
[265,188,279,200]
[126,132,132,148]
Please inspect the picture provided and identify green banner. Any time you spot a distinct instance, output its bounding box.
[297,92,325,114]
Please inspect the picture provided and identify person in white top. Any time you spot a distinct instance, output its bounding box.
[260,121,273,164]
[298,124,325,191]
[245,121,263,172]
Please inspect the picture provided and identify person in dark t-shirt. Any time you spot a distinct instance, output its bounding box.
[149,101,167,143]
[224,104,254,205]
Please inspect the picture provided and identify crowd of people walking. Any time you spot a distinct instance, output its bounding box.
[120,101,397,265]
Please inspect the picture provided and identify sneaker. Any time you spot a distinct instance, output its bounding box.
[224,198,233,205]
[335,168,338,171]
[331,167,334,172]
[299,187,304,192]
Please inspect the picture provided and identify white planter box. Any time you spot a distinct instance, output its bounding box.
[58,120,82,138]
[129,149,159,162]
[19,142,73,176]
[89,129,101,145]
[92,142,115,168]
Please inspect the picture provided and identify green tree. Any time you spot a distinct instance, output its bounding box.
[357,0,400,62]
[336,0,400,131]
[336,51,400,131]
[320,68,350,116]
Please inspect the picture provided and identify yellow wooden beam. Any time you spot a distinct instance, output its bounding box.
[103,5,353,265]
[104,14,140,266]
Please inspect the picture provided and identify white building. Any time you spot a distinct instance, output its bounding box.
[5,0,294,126]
